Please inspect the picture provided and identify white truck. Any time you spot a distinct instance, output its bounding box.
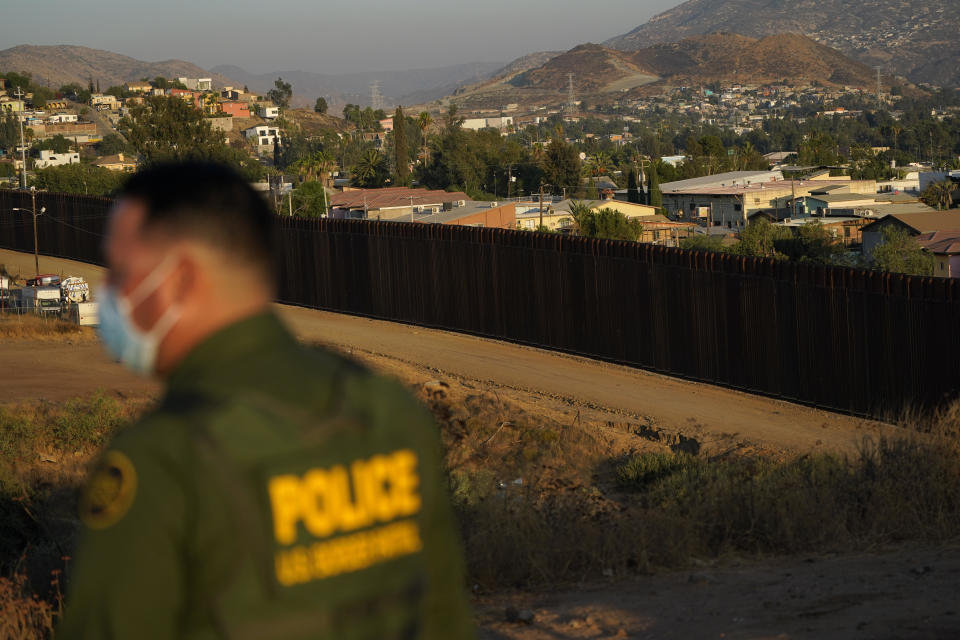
[20,286,63,316]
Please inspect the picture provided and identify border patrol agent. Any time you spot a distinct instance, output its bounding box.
[58,163,475,639]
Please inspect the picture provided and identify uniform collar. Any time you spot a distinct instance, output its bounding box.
[165,310,297,393]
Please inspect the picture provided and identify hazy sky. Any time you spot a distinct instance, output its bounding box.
[1,0,683,74]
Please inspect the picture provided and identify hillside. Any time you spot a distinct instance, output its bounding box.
[605,0,960,87]
[440,33,877,111]
[510,44,658,93]
[499,33,874,95]
[633,32,878,87]
[0,45,235,89]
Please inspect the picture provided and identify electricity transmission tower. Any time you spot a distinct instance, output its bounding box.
[370,81,384,111]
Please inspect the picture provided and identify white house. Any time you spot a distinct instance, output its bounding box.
[243,125,282,147]
[461,116,513,131]
[47,113,78,124]
[34,149,80,168]
[178,77,213,92]
[255,104,280,119]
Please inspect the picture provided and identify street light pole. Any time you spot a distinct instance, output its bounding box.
[12,187,45,276]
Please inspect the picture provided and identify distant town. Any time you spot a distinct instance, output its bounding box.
[1,65,958,277]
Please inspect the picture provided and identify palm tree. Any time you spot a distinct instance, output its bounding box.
[352,149,385,187]
[417,111,432,163]
[922,181,955,211]
[590,152,611,177]
[891,126,901,152]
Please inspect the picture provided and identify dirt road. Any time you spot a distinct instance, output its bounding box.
[477,544,960,640]
[0,249,896,452]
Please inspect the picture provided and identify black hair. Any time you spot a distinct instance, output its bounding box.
[118,161,276,281]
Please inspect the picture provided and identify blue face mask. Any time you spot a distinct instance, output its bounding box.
[97,256,183,376]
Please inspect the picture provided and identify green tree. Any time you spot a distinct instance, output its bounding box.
[31,163,127,196]
[118,95,262,181]
[735,218,791,258]
[33,134,71,154]
[30,86,54,108]
[921,181,955,210]
[648,161,662,208]
[351,148,388,188]
[774,220,846,264]
[0,113,20,151]
[290,180,329,218]
[393,105,410,186]
[541,136,580,196]
[680,235,728,252]
[871,227,935,276]
[267,77,293,108]
[570,202,643,241]
[96,133,130,156]
[58,83,91,103]
[798,130,839,166]
[314,97,328,114]
[627,164,640,203]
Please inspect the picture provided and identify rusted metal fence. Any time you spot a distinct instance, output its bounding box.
[2,191,958,417]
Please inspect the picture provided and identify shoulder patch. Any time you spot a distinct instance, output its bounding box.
[80,450,139,530]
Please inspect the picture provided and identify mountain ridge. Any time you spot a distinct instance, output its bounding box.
[604,0,960,87]
[0,45,235,89]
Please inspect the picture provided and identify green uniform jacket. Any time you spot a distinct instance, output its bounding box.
[58,312,474,640]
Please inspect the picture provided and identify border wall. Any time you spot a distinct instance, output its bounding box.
[2,190,959,417]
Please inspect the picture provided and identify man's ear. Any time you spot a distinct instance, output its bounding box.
[171,250,206,306]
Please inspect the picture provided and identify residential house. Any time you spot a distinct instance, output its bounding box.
[125,82,153,93]
[661,171,880,229]
[34,149,80,168]
[89,94,119,111]
[0,97,25,114]
[861,211,960,257]
[46,113,78,124]
[178,77,213,92]
[169,89,203,110]
[243,124,282,149]
[552,198,659,220]
[93,153,138,172]
[461,116,513,131]
[415,202,516,229]
[220,101,250,118]
[379,117,394,132]
[255,104,280,119]
[914,231,960,278]
[329,187,472,220]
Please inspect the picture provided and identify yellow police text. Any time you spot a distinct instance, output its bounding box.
[267,449,421,545]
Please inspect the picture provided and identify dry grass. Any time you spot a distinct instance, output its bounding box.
[2,384,960,636]
[417,381,960,589]
[0,395,145,638]
[0,315,96,343]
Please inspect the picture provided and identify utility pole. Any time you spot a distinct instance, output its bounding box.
[14,87,27,190]
[539,183,544,229]
[507,164,512,200]
[12,187,45,276]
